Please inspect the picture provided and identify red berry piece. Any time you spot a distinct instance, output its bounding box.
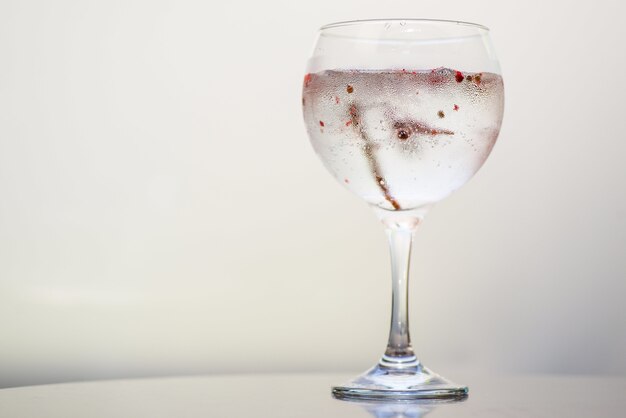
[303,73,312,87]
[455,71,464,83]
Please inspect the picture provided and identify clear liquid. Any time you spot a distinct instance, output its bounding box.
[302,68,504,211]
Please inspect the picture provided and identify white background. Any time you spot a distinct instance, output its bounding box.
[0,0,624,388]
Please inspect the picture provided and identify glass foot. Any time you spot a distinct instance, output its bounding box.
[332,363,468,401]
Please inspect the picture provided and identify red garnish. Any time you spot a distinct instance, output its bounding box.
[345,120,352,126]
[427,69,447,85]
[397,128,411,140]
[455,71,464,83]
[349,103,401,211]
[376,175,401,210]
[303,73,312,87]
[453,104,459,111]
[319,120,325,127]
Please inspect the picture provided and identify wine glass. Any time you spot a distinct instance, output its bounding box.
[301,19,504,401]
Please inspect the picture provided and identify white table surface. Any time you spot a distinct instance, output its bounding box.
[0,373,624,417]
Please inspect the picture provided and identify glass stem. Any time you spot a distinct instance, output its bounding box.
[380,218,419,368]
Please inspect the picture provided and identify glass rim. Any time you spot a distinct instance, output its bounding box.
[319,18,490,33]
